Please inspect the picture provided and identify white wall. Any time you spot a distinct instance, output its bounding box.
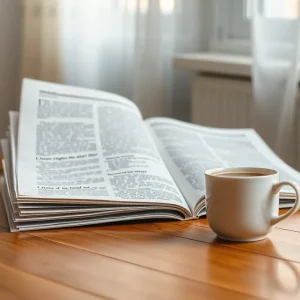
[0,0,21,136]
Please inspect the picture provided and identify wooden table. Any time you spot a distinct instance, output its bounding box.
[0,206,300,300]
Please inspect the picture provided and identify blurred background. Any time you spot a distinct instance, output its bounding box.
[1,0,300,169]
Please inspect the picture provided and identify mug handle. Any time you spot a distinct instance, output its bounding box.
[270,181,300,226]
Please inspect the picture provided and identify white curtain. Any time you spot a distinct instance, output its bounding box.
[252,0,300,166]
[58,0,201,119]
[0,0,21,137]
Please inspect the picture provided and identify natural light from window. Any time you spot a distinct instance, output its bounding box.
[264,0,299,18]
[160,0,175,14]
[118,0,174,14]
[247,0,300,19]
[139,0,149,13]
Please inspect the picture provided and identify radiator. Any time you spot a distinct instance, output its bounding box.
[191,74,300,170]
[192,75,253,128]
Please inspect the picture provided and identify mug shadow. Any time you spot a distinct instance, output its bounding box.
[209,236,300,296]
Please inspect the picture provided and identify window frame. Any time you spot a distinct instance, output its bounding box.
[209,0,251,54]
[209,0,300,55]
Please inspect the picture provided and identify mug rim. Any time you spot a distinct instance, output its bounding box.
[205,167,278,179]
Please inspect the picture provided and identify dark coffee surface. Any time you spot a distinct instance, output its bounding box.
[214,172,265,177]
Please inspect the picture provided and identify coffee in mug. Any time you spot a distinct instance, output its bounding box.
[213,171,266,177]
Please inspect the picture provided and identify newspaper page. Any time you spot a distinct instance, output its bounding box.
[2,136,187,230]
[1,176,185,232]
[146,118,300,214]
[16,79,189,213]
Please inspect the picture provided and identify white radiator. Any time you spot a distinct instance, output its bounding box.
[192,75,253,129]
[191,74,300,170]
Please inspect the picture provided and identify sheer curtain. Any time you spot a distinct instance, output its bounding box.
[251,0,300,165]
[59,0,201,119]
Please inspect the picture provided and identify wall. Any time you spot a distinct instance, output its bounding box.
[0,0,22,136]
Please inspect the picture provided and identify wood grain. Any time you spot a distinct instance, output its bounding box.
[133,220,300,262]
[0,232,255,300]
[0,262,102,300]
[28,221,300,300]
[274,209,300,231]
[0,208,300,299]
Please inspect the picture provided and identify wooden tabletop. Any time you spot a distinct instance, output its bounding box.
[0,207,300,300]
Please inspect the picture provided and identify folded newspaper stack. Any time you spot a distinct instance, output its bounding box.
[1,79,300,232]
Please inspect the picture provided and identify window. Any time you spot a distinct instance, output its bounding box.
[211,0,300,54]
[210,0,250,54]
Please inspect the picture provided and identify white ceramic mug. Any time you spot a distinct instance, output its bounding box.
[205,167,300,242]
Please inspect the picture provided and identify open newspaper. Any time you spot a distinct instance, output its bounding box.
[1,78,300,231]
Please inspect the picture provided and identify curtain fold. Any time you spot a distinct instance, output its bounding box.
[21,0,61,84]
[251,0,300,165]
[0,0,21,136]
[59,0,201,119]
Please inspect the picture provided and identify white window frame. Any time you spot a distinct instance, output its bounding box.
[209,0,251,54]
[209,0,300,55]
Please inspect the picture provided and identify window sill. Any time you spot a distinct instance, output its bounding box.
[174,52,252,77]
